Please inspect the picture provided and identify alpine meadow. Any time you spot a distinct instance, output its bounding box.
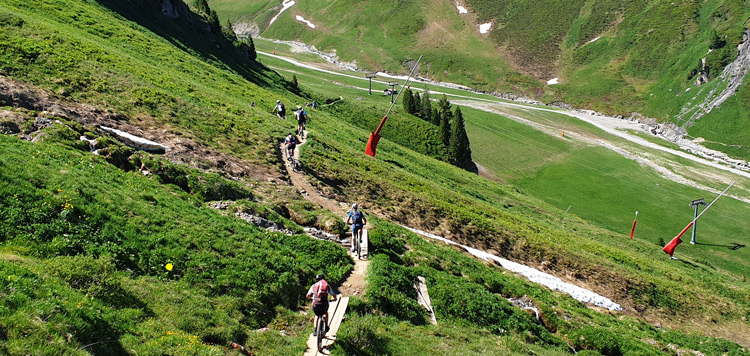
[1,0,750,355]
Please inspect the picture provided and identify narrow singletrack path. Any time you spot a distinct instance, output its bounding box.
[282,131,371,354]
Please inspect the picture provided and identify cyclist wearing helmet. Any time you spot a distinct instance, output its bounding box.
[294,105,308,137]
[346,203,367,253]
[273,99,286,119]
[284,132,297,161]
[306,274,337,336]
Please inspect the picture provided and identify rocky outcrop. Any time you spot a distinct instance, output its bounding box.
[677,29,750,127]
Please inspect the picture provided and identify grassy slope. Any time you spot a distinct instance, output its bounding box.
[1,0,750,354]
[219,0,749,160]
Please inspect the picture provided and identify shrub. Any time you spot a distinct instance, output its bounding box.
[571,326,623,356]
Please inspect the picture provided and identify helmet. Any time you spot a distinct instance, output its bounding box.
[316,274,325,280]
[288,132,292,135]
[352,203,358,209]
[297,105,302,109]
[276,100,281,103]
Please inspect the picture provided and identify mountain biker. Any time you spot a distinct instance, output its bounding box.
[273,99,286,119]
[295,105,308,137]
[306,274,337,336]
[346,203,367,255]
[284,132,297,161]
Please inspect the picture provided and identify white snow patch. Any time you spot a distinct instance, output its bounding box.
[587,36,601,44]
[401,225,624,311]
[295,15,316,28]
[479,22,492,34]
[269,0,295,26]
[547,78,559,85]
[456,2,468,14]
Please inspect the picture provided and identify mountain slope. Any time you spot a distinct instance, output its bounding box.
[222,0,749,158]
[2,0,750,354]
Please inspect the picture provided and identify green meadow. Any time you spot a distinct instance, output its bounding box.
[1,0,750,354]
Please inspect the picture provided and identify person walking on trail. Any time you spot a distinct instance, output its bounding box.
[306,274,337,336]
[295,105,308,137]
[273,99,286,119]
[346,203,367,253]
[284,132,297,161]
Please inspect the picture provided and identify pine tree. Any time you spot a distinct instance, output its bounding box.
[402,88,414,114]
[247,36,257,61]
[438,95,453,143]
[209,9,220,33]
[196,0,209,15]
[450,107,474,171]
[412,92,421,117]
[421,91,432,123]
[431,107,440,126]
[291,74,299,90]
[440,109,451,146]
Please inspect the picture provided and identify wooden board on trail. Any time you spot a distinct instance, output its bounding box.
[414,276,437,325]
[303,297,349,356]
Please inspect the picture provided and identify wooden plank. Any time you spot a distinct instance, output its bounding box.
[302,297,349,356]
[414,276,437,325]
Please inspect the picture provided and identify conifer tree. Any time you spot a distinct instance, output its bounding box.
[402,88,414,114]
[412,91,421,116]
[209,9,220,33]
[438,95,452,145]
[431,107,440,126]
[196,0,209,15]
[440,109,451,146]
[291,74,299,90]
[450,106,474,171]
[247,36,257,61]
[421,91,432,123]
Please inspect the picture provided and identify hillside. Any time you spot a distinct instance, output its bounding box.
[2,0,750,355]
[219,0,750,159]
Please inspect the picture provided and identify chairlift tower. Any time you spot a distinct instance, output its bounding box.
[365,73,376,95]
[387,82,399,104]
[690,198,706,244]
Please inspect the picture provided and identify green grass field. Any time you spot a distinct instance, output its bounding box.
[2,0,750,354]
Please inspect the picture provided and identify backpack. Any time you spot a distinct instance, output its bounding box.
[316,280,329,299]
[351,210,364,225]
[279,103,285,111]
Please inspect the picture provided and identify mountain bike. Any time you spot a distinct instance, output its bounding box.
[353,233,361,260]
[316,311,328,351]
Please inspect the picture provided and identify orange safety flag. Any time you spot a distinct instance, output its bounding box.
[365,116,388,157]
[662,221,694,257]
[629,211,639,239]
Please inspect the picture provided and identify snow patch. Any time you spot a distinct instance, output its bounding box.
[269,0,295,26]
[479,22,492,34]
[295,15,316,28]
[547,78,559,85]
[456,2,468,14]
[402,226,624,311]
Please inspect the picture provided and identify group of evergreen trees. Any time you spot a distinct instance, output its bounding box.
[403,88,476,173]
[194,0,256,61]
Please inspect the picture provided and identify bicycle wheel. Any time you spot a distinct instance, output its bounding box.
[355,235,361,259]
[316,315,326,350]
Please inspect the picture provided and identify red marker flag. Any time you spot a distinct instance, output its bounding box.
[365,116,387,157]
[629,211,639,239]
[662,221,694,257]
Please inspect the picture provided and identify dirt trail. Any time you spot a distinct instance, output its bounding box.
[283,134,369,297]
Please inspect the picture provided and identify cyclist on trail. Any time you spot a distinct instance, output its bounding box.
[273,100,286,119]
[346,203,367,254]
[306,274,337,336]
[295,105,308,137]
[284,132,297,161]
